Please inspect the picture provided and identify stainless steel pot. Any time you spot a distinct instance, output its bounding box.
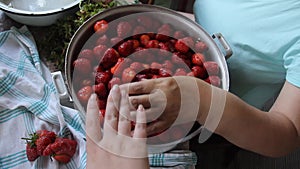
[65,4,232,153]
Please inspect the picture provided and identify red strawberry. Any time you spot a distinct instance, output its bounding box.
[122,67,136,83]
[94,20,109,34]
[97,99,107,110]
[175,37,194,53]
[26,143,39,161]
[173,31,186,39]
[100,48,120,70]
[73,58,92,75]
[93,83,107,99]
[53,154,71,163]
[49,138,77,158]
[146,40,160,49]
[205,75,221,87]
[203,61,219,75]
[93,45,108,63]
[132,26,146,39]
[118,41,134,57]
[36,136,54,156]
[117,21,132,38]
[192,65,207,79]
[78,49,94,61]
[94,71,112,85]
[159,68,172,77]
[140,34,150,46]
[77,86,93,105]
[192,53,205,66]
[96,34,108,45]
[194,41,208,52]
[137,15,153,28]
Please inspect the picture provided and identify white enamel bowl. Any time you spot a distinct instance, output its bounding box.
[0,0,81,26]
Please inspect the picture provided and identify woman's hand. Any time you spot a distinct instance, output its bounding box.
[120,76,204,136]
[86,85,149,169]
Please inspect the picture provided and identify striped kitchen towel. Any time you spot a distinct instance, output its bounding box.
[0,26,86,169]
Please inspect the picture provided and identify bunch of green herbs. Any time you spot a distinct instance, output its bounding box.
[33,0,118,71]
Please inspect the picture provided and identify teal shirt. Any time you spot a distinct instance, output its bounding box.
[194,0,300,109]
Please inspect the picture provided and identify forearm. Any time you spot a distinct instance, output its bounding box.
[196,80,299,157]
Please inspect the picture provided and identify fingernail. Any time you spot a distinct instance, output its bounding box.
[112,84,119,91]
[138,104,144,111]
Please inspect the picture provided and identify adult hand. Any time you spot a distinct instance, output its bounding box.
[120,76,203,136]
[86,85,149,169]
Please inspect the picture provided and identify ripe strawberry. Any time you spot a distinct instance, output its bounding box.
[93,83,107,99]
[23,130,57,160]
[122,67,136,83]
[192,66,207,79]
[203,61,219,75]
[77,86,93,105]
[44,137,77,163]
[140,34,150,46]
[93,45,108,63]
[194,41,208,52]
[97,99,107,110]
[73,58,92,75]
[110,37,124,47]
[159,68,172,77]
[150,62,162,69]
[94,20,109,34]
[137,15,153,28]
[100,48,120,70]
[36,136,54,156]
[78,49,94,61]
[117,21,132,38]
[26,143,39,161]
[96,34,108,45]
[128,39,140,49]
[130,62,144,72]
[192,53,205,66]
[118,41,134,57]
[205,75,221,87]
[175,37,194,53]
[132,25,146,39]
[53,154,71,163]
[173,31,186,39]
[146,40,160,49]
[94,70,112,85]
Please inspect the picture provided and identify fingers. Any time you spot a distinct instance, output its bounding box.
[120,80,155,95]
[103,85,120,135]
[117,90,132,136]
[133,104,147,138]
[86,93,102,142]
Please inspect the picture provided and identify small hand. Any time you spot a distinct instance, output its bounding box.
[86,85,149,169]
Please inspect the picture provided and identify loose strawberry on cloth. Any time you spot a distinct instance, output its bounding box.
[0,26,86,169]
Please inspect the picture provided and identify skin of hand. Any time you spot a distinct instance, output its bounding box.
[120,76,201,136]
[121,76,300,157]
[85,85,150,169]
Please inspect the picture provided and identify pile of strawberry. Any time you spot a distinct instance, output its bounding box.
[72,14,221,141]
[22,130,77,163]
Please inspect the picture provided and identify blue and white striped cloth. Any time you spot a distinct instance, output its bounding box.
[0,26,197,169]
[0,26,87,169]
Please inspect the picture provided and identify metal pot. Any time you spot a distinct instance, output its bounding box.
[65,4,232,153]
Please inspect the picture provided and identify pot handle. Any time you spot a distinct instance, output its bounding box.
[212,33,232,60]
[51,71,72,103]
